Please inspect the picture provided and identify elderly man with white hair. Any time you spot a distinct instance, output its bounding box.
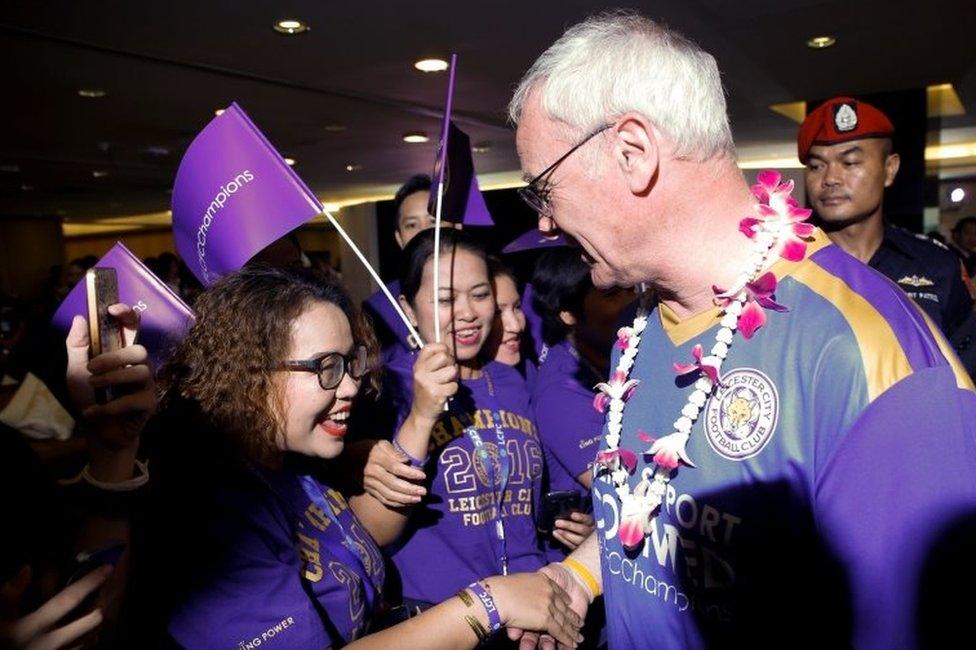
[509,11,976,649]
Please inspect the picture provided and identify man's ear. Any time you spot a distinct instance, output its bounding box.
[612,113,659,196]
[883,152,900,188]
[394,229,405,249]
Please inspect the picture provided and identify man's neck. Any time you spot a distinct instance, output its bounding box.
[647,158,760,320]
[823,213,884,263]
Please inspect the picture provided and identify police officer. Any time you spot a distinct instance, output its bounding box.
[799,96,974,336]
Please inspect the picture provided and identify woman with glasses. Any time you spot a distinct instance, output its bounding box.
[348,230,551,636]
[134,265,580,649]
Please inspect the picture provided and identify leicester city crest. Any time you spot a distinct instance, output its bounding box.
[704,368,778,461]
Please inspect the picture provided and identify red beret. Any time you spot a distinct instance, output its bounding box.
[797,97,894,162]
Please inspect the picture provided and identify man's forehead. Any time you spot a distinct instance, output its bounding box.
[808,137,886,158]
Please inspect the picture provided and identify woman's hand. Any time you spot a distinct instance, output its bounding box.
[0,565,111,650]
[552,512,595,551]
[65,304,156,481]
[362,440,427,507]
[483,573,583,649]
[408,343,458,424]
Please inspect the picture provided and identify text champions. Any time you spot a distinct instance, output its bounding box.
[196,170,254,282]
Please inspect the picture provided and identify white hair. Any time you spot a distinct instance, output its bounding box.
[509,11,734,161]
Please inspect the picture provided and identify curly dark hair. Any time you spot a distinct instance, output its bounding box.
[157,265,378,466]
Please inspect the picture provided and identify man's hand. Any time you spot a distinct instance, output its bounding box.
[507,563,593,650]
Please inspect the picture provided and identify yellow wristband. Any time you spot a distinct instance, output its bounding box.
[562,557,602,598]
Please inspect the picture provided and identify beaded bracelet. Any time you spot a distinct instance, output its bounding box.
[467,581,502,632]
[392,438,428,468]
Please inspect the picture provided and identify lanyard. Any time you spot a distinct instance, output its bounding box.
[297,474,379,605]
[454,368,512,574]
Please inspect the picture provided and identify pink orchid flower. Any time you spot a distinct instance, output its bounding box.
[592,370,640,414]
[594,448,638,475]
[647,431,696,469]
[672,344,720,384]
[714,272,787,339]
[615,326,635,351]
[618,509,651,550]
[739,170,815,262]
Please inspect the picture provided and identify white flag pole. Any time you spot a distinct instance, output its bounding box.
[322,209,424,348]
[431,53,457,346]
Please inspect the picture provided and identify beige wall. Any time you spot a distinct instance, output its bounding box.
[0,217,64,300]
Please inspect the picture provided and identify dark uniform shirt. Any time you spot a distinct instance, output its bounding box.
[868,224,974,336]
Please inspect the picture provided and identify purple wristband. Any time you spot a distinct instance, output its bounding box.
[467,581,502,633]
[392,438,428,468]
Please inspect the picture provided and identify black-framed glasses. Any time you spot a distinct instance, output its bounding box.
[276,345,369,390]
[518,123,612,217]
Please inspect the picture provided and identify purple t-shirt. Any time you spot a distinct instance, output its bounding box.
[386,360,546,604]
[531,341,603,561]
[168,467,385,649]
[532,341,604,495]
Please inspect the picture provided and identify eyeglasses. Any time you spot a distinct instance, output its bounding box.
[276,345,369,390]
[517,123,612,217]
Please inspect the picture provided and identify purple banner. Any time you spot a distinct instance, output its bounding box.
[172,102,323,285]
[502,228,567,254]
[51,242,196,369]
[426,54,493,227]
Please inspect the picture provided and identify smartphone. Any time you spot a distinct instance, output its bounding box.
[537,490,583,535]
[85,267,124,403]
[66,541,126,586]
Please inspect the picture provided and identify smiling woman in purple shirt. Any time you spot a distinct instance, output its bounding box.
[134,265,580,649]
[348,230,551,628]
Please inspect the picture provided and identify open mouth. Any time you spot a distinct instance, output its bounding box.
[317,408,350,438]
[452,325,482,346]
[502,335,521,352]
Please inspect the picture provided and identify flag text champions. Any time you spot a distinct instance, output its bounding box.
[196,170,254,282]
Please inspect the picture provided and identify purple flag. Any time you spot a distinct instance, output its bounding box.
[172,103,322,285]
[502,228,568,254]
[427,55,493,227]
[51,242,195,369]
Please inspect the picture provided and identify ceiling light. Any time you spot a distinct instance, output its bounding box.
[20,184,34,191]
[806,35,836,49]
[345,164,362,172]
[78,88,106,98]
[144,146,170,156]
[472,142,491,154]
[414,58,449,73]
[324,124,347,132]
[950,187,966,203]
[92,170,109,178]
[274,19,309,34]
[214,108,225,116]
[284,157,296,166]
[402,131,429,144]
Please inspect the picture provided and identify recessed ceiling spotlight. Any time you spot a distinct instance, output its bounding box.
[324,124,347,132]
[92,170,109,178]
[403,131,429,144]
[144,146,170,156]
[274,19,309,35]
[472,142,491,154]
[414,58,449,73]
[284,157,296,166]
[214,108,225,116]
[806,35,836,49]
[345,164,362,172]
[950,187,966,203]
[78,88,106,98]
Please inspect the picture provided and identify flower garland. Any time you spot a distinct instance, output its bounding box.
[592,171,815,550]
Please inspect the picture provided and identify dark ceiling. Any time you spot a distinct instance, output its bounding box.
[1,0,974,220]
